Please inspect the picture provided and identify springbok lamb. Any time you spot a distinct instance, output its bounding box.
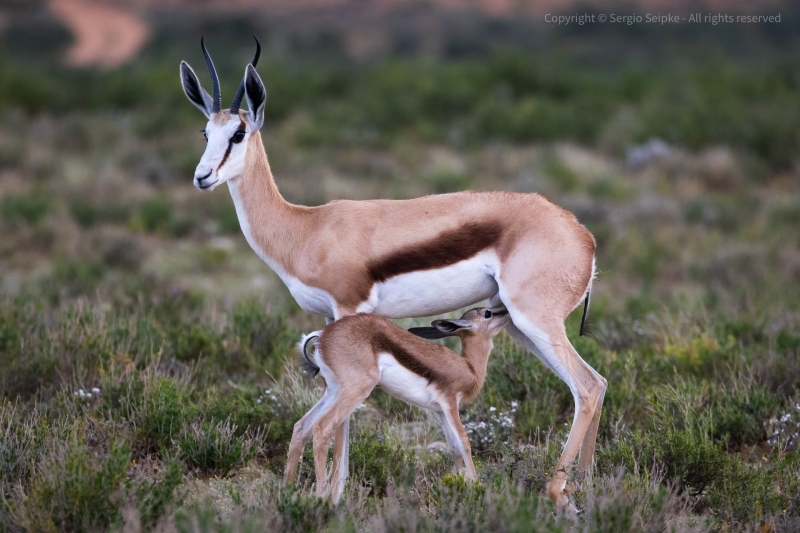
[285,306,511,503]
[180,38,605,511]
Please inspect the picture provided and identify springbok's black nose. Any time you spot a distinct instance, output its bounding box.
[196,170,212,182]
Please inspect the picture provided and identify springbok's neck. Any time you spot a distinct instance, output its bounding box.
[460,335,494,391]
[227,131,308,275]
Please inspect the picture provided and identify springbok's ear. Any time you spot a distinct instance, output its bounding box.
[243,64,266,130]
[180,61,213,118]
[408,327,451,340]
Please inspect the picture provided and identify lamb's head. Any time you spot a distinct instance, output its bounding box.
[408,306,510,341]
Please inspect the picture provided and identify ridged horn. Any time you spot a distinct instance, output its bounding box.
[230,35,262,115]
[201,37,221,114]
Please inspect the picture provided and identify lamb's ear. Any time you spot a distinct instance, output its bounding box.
[243,64,266,129]
[180,61,213,118]
[408,327,451,340]
[409,318,474,339]
[432,319,475,333]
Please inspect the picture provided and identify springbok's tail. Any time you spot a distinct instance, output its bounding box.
[298,331,322,377]
[579,257,596,338]
[579,290,591,337]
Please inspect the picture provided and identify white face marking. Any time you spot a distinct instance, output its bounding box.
[377,353,442,411]
[193,114,251,191]
[364,251,501,318]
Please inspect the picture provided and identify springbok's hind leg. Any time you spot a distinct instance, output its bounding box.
[502,307,606,512]
[577,372,607,475]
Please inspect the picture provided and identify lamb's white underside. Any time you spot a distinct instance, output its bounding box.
[376,352,443,411]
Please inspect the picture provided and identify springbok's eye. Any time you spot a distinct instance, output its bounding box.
[201,130,208,141]
[231,130,246,144]
[484,310,492,319]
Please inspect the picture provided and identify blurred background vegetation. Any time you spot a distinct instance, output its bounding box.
[0,0,799,531]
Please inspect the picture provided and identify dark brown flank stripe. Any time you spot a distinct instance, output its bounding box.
[367,221,503,283]
[371,331,444,385]
[217,120,245,172]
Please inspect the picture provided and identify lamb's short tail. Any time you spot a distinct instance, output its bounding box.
[298,331,322,377]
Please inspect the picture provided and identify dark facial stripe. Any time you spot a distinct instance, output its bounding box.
[371,331,443,385]
[216,120,245,172]
[367,221,503,283]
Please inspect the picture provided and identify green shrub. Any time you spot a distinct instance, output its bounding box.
[273,486,335,533]
[202,389,273,436]
[1,189,49,225]
[174,324,222,363]
[0,405,49,493]
[214,203,241,235]
[134,457,185,528]
[348,430,414,496]
[139,196,173,233]
[69,199,132,227]
[179,419,260,477]
[0,305,59,401]
[19,440,130,532]
[227,300,295,375]
[139,378,193,454]
[597,428,793,524]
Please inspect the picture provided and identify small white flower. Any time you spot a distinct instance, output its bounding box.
[489,406,497,412]
[91,387,100,394]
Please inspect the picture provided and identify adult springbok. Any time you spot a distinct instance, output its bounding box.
[286,306,511,503]
[180,38,606,511]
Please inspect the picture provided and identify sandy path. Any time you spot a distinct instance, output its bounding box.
[48,0,150,68]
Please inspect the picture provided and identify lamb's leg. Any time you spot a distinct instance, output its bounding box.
[439,402,477,480]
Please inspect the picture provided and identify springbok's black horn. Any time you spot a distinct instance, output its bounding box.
[201,37,221,114]
[230,35,262,115]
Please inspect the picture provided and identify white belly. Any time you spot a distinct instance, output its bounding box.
[365,251,499,318]
[377,353,442,411]
[284,275,336,317]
